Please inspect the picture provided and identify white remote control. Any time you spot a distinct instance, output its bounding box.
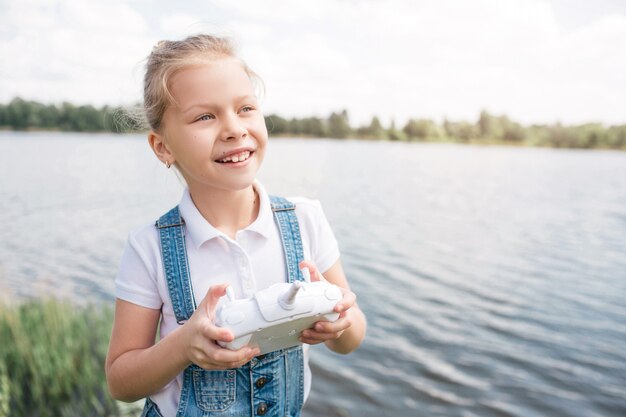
[215,268,342,355]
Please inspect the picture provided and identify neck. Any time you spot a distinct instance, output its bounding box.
[187,183,259,240]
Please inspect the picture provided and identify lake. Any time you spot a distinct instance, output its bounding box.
[1,131,625,417]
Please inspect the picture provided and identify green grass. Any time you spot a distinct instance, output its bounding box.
[0,299,142,417]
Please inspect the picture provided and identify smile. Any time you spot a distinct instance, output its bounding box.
[217,151,253,163]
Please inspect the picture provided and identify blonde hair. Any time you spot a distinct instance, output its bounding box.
[142,34,261,131]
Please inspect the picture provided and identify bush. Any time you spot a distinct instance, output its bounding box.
[0,300,141,417]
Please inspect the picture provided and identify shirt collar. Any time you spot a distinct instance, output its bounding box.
[246,180,275,239]
[178,180,275,249]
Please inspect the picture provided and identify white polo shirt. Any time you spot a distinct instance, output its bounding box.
[115,180,340,417]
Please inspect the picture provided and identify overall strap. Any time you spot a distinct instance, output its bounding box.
[270,196,306,283]
[155,206,197,324]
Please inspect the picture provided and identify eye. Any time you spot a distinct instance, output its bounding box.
[240,106,255,113]
[194,114,214,122]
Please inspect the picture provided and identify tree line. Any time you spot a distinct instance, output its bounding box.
[1,97,625,149]
[0,98,138,133]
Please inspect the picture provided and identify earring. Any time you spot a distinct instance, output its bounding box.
[165,161,171,169]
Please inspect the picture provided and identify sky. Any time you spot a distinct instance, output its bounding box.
[1,0,625,127]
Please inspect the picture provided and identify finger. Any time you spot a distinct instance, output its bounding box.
[201,321,235,343]
[298,335,325,345]
[335,290,356,313]
[299,328,342,343]
[199,348,258,370]
[298,329,326,344]
[299,260,324,282]
[201,283,230,318]
[211,345,259,366]
[313,316,352,334]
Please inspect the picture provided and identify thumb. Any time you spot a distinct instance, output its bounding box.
[299,260,325,282]
[199,283,229,318]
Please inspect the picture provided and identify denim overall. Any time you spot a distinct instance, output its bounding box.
[141,196,306,417]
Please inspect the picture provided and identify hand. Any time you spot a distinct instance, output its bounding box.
[181,283,260,370]
[298,260,356,345]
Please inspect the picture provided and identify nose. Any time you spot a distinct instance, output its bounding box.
[220,113,248,141]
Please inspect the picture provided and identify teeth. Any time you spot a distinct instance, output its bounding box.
[219,151,251,163]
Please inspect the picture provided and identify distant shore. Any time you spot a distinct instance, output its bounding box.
[3,129,625,153]
[1,97,625,150]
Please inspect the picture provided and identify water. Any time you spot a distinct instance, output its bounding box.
[1,131,625,417]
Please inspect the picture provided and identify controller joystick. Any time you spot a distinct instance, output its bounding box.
[225,286,236,302]
[279,281,303,310]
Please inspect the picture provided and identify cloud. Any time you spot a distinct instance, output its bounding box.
[1,0,624,125]
[244,0,626,125]
[160,13,206,38]
[0,0,153,106]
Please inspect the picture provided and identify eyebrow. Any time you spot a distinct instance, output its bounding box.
[181,95,257,114]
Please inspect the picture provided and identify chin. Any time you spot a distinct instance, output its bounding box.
[224,176,257,191]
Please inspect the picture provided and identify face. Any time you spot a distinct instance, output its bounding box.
[152,58,268,193]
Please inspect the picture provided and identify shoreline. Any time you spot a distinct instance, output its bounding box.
[2,129,624,152]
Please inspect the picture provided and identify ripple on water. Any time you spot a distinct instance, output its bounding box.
[3,135,626,417]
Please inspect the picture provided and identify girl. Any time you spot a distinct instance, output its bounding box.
[105,34,366,417]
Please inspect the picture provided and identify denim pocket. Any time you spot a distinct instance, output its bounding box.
[191,367,236,412]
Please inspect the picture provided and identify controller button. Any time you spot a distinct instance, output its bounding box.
[325,288,340,300]
[226,311,245,325]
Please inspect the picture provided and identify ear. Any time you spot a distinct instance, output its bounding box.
[148,130,175,166]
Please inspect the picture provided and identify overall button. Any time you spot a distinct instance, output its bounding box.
[257,402,268,415]
[255,377,267,389]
